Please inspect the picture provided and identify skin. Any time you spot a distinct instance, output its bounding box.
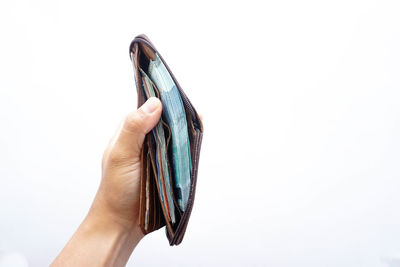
[52,97,163,267]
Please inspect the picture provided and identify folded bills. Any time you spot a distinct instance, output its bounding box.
[148,54,192,212]
[140,69,176,223]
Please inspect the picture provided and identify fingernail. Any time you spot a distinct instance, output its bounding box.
[141,97,160,114]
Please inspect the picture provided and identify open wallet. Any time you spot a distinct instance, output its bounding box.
[129,34,203,245]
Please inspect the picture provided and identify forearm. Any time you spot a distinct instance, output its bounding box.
[51,211,143,267]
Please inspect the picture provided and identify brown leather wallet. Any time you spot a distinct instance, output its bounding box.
[129,34,203,245]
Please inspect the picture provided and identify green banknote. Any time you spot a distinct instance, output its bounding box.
[140,69,176,223]
[148,54,192,212]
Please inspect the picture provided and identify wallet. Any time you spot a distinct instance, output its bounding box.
[129,34,203,245]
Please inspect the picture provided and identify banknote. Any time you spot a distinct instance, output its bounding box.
[140,69,176,224]
[148,54,192,211]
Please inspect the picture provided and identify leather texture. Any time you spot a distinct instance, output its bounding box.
[129,34,203,246]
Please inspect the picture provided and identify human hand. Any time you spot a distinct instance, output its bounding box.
[52,97,162,267]
[90,96,162,233]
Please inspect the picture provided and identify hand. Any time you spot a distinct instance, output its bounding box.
[52,97,162,267]
[92,96,162,232]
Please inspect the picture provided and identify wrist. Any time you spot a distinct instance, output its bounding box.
[80,211,143,266]
[52,203,144,267]
[88,187,143,235]
[84,210,143,240]
[87,193,144,241]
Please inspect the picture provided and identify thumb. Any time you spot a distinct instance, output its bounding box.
[113,97,162,160]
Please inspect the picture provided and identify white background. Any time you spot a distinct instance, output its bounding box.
[1,0,400,266]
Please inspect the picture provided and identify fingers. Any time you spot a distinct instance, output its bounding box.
[104,98,201,167]
[108,97,162,163]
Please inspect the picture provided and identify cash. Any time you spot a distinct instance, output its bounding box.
[140,69,176,223]
[148,54,192,212]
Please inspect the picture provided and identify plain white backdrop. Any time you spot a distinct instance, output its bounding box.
[1,0,400,266]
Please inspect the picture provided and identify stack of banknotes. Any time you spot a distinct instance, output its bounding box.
[139,53,192,225]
